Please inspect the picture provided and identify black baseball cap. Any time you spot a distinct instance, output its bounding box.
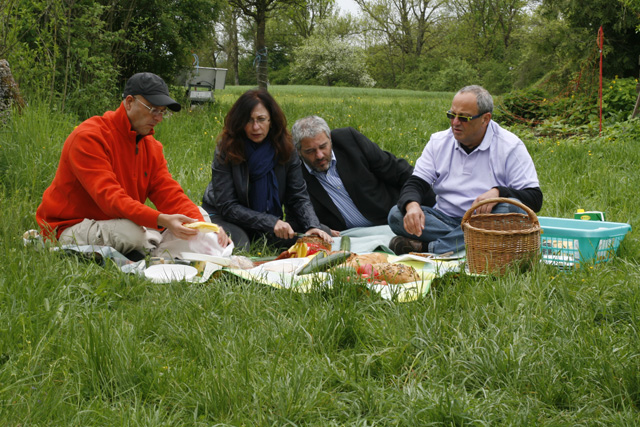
[123,72,181,112]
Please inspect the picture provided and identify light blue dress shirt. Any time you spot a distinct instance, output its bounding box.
[304,151,374,229]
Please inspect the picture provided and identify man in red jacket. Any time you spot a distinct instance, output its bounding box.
[36,72,229,256]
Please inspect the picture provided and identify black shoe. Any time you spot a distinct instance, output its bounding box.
[389,236,425,255]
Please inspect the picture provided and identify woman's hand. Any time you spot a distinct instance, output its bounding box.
[274,219,295,239]
[305,228,333,245]
[216,226,232,247]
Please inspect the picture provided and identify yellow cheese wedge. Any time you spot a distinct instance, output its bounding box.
[183,221,220,233]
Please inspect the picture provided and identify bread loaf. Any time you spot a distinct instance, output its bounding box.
[371,263,420,284]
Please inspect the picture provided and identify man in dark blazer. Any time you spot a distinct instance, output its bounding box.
[291,115,435,236]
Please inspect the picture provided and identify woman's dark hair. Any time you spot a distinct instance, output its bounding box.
[217,88,293,164]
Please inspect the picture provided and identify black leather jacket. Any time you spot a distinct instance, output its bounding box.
[202,145,321,233]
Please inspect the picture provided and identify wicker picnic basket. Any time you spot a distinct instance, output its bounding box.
[461,198,541,275]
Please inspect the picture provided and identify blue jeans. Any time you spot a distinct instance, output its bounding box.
[388,200,526,254]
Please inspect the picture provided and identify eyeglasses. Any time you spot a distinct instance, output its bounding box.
[247,116,270,125]
[134,97,171,118]
[446,110,485,122]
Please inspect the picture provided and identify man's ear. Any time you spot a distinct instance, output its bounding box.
[123,95,134,111]
[483,112,492,125]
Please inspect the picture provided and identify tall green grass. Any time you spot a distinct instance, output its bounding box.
[1,85,640,424]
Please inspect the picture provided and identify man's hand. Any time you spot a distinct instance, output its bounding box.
[274,219,295,239]
[472,188,500,214]
[330,229,341,237]
[158,214,199,240]
[305,228,333,245]
[403,202,425,237]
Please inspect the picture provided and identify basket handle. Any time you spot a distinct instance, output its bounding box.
[461,197,539,225]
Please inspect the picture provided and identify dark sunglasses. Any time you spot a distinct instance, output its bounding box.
[446,110,485,122]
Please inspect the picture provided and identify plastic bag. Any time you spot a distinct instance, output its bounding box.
[153,230,234,259]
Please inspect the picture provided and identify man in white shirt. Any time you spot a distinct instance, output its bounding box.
[388,85,543,255]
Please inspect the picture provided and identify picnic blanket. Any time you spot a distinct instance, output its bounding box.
[25,229,463,302]
[216,254,461,302]
[42,243,462,301]
[331,225,397,254]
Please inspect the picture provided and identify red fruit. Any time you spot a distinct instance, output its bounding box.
[356,263,374,276]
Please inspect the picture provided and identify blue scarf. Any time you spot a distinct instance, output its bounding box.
[245,138,281,218]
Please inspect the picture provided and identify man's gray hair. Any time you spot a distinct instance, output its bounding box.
[457,85,493,114]
[291,115,331,149]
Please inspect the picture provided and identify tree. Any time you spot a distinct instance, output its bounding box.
[540,0,640,78]
[209,4,243,85]
[356,0,445,61]
[107,0,222,82]
[228,0,303,88]
[4,0,223,116]
[285,0,335,38]
[291,33,375,87]
[445,0,529,63]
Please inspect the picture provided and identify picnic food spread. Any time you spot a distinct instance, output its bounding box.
[253,237,421,284]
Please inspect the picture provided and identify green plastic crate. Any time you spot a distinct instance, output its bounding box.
[539,217,631,269]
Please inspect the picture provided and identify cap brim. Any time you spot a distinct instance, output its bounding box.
[145,93,181,112]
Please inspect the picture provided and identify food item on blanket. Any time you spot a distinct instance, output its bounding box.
[183,221,220,233]
[344,252,389,268]
[371,263,420,284]
[340,236,351,251]
[277,237,331,260]
[408,252,434,258]
[275,250,294,260]
[350,262,419,285]
[304,242,327,255]
[228,255,255,270]
[298,251,351,275]
[275,241,309,260]
[289,241,308,258]
[297,235,331,251]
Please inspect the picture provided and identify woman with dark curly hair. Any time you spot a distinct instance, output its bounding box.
[202,88,331,251]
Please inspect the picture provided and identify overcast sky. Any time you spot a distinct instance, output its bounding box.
[335,0,361,15]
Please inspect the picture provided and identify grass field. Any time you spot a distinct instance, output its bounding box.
[1,85,640,425]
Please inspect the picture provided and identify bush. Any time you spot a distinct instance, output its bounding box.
[431,58,479,92]
[496,77,639,131]
[602,77,639,121]
[479,61,514,95]
[494,88,550,125]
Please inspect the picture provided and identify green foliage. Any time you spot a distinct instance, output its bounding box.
[496,77,639,135]
[540,0,640,79]
[4,0,222,117]
[365,44,404,89]
[478,60,513,95]
[105,0,222,80]
[431,57,479,92]
[495,87,551,124]
[602,76,639,121]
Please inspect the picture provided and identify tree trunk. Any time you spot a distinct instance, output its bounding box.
[255,8,268,89]
[231,12,240,85]
[633,82,640,119]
